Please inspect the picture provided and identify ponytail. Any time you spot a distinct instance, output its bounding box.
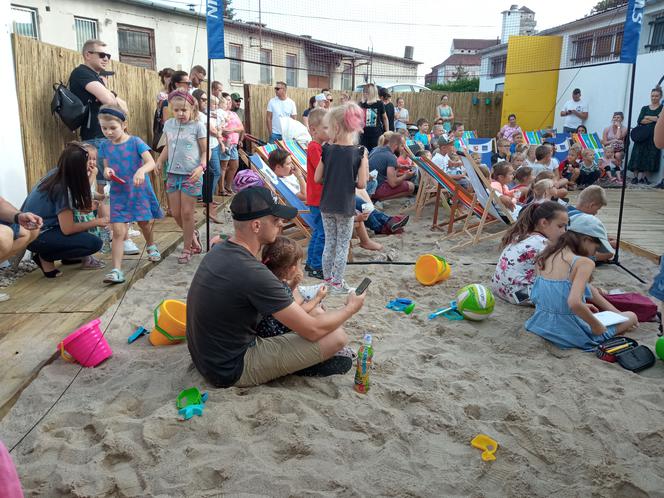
[499,201,566,249]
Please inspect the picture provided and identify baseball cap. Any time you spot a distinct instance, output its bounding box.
[314,93,327,102]
[230,187,297,221]
[568,213,613,254]
[230,92,243,101]
[437,134,454,146]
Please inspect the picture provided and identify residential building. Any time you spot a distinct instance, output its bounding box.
[425,38,499,85]
[501,5,537,43]
[8,0,420,93]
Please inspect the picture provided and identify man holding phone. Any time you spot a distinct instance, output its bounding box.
[186,187,366,388]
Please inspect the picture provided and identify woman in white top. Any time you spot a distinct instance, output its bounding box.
[394,97,409,131]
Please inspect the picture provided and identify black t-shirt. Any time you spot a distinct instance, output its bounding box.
[69,64,105,140]
[368,145,398,186]
[360,101,385,135]
[384,102,395,132]
[186,240,293,387]
[320,143,364,216]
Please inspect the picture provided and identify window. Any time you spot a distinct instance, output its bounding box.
[286,53,297,87]
[260,49,272,85]
[229,44,243,82]
[75,17,98,51]
[117,24,155,69]
[647,16,664,52]
[11,5,39,39]
[490,55,507,77]
[391,85,412,92]
[341,63,352,91]
[570,25,624,64]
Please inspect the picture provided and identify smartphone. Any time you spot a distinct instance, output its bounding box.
[511,289,530,304]
[355,277,371,295]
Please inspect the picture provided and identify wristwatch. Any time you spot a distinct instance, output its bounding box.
[14,212,22,224]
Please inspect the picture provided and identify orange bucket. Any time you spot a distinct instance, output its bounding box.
[415,254,451,286]
[149,300,187,346]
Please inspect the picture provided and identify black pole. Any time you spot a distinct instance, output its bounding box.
[203,57,213,251]
[612,62,636,265]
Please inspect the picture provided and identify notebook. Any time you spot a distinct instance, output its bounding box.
[594,311,629,327]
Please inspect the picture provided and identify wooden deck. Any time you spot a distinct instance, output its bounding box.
[0,201,229,419]
[588,188,664,264]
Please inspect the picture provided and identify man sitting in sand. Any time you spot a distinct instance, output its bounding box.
[186,187,366,387]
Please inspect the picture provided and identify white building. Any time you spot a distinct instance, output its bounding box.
[425,39,499,85]
[500,5,537,43]
[9,0,420,93]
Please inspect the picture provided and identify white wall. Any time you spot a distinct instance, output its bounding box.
[1,2,28,206]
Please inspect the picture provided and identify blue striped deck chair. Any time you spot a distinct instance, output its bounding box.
[462,131,477,140]
[521,130,543,145]
[467,138,494,168]
[246,153,314,243]
[277,139,308,173]
[573,132,604,160]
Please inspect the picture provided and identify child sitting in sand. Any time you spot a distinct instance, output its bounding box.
[257,236,354,376]
[525,214,638,350]
[492,201,568,305]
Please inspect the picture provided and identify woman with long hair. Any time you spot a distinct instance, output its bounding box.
[359,83,388,152]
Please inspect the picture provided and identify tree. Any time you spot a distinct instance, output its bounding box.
[427,78,479,92]
[452,64,469,81]
[590,0,627,14]
[224,0,236,19]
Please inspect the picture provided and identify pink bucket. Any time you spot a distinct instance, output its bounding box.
[58,318,112,367]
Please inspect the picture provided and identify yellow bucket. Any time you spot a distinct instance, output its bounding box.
[415,254,451,286]
[149,299,187,346]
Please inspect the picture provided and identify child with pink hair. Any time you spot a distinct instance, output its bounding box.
[314,103,369,294]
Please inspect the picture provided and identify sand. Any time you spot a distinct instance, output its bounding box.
[1,201,664,498]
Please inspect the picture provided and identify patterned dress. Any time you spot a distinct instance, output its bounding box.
[491,234,548,305]
[98,136,163,223]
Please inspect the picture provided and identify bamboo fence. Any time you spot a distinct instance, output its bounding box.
[12,35,163,196]
[244,84,503,140]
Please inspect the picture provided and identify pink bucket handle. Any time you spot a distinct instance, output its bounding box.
[59,342,76,364]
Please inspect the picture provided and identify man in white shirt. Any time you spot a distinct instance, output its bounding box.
[266,81,297,142]
[560,88,589,134]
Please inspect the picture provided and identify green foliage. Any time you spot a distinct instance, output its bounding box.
[590,0,627,14]
[452,64,469,81]
[427,78,479,92]
[224,0,236,19]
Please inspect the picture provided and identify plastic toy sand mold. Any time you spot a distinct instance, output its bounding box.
[471,434,498,461]
[176,387,208,421]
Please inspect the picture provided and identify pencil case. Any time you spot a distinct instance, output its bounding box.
[596,337,655,372]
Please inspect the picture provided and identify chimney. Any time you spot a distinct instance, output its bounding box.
[404,46,414,60]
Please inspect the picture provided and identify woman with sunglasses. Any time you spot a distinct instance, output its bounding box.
[22,143,108,278]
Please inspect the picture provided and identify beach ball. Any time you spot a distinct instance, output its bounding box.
[455,284,495,321]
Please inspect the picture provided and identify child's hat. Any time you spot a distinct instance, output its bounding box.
[568,214,613,254]
[437,134,454,146]
[233,169,264,193]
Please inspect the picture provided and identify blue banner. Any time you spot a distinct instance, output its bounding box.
[620,0,645,64]
[206,0,225,59]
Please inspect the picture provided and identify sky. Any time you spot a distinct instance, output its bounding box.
[158,0,601,77]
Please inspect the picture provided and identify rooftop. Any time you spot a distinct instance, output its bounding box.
[452,38,501,50]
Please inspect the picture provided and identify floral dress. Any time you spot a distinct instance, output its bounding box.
[491,233,548,305]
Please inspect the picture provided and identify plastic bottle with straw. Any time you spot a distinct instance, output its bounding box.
[354,334,374,394]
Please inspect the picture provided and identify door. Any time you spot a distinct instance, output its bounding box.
[307,75,329,89]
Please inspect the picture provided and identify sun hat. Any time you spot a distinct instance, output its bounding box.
[230,187,297,221]
[568,213,613,254]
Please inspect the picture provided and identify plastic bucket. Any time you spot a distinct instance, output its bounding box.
[415,254,451,286]
[149,299,187,346]
[58,318,112,367]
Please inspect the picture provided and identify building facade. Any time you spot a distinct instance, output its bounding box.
[9,0,420,93]
[425,38,499,85]
[500,5,536,43]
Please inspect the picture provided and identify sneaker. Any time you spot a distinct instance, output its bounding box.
[128,224,141,238]
[328,280,354,295]
[103,268,125,284]
[123,239,140,255]
[630,177,639,185]
[388,215,410,233]
[307,268,325,280]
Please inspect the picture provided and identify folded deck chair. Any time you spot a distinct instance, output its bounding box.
[277,139,308,174]
[573,132,604,160]
[448,154,516,250]
[467,138,494,168]
[548,133,571,163]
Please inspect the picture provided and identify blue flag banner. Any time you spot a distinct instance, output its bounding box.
[620,0,645,64]
[206,0,225,59]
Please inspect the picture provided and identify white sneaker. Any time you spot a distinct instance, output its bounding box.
[0,293,9,302]
[128,224,141,238]
[298,283,324,301]
[328,280,354,295]
[123,239,140,255]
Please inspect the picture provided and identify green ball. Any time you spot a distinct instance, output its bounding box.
[656,336,664,361]
[455,284,495,321]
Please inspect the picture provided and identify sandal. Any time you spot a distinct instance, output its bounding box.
[103,268,125,284]
[80,255,105,270]
[178,249,193,264]
[146,244,161,262]
[31,252,62,278]
[191,230,203,254]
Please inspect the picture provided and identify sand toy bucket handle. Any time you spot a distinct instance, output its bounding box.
[59,342,76,363]
[154,300,186,341]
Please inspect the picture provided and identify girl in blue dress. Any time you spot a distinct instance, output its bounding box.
[98,105,163,284]
[526,214,638,350]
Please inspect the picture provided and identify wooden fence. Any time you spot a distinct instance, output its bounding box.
[244,84,503,140]
[12,35,162,195]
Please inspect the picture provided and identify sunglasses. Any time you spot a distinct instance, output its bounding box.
[201,97,208,101]
[274,87,285,91]
[88,50,111,60]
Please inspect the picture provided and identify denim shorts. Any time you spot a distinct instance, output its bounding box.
[219,144,238,161]
[650,256,664,301]
[166,173,202,197]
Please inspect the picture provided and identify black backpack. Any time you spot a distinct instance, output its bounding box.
[51,82,88,131]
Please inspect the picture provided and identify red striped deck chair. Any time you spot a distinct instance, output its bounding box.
[572,132,604,160]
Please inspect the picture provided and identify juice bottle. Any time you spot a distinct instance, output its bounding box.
[354,334,373,394]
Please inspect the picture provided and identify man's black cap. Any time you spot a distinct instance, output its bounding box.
[230,187,297,221]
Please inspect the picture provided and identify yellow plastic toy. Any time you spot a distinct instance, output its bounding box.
[414,254,451,286]
[471,434,498,461]
[150,299,187,346]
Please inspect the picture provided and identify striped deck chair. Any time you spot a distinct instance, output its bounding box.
[462,131,477,140]
[467,138,494,168]
[548,133,571,163]
[521,130,543,145]
[277,139,308,174]
[573,132,604,160]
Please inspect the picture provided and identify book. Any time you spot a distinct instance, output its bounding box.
[594,311,629,327]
